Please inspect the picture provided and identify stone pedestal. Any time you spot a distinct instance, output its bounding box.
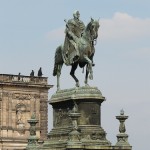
[42,86,111,150]
[41,86,132,150]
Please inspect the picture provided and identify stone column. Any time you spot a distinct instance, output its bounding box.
[66,102,84,150]
[8,95,12,128]
[8,93,13,138]
[2,92,8,137]
[43,86,111,150]
[0,92,2,137]
[115,109,132,149]
[40,93,48,140]
[26,113,39,150]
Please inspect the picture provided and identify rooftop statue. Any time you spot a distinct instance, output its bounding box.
[38,67,43,77]
[53,11,100,90]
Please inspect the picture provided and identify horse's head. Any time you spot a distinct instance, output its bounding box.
[86,18,100,41]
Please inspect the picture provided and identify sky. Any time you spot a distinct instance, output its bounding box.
[0,0,150,150]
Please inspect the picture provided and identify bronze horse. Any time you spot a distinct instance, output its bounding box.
[53,18,100,90]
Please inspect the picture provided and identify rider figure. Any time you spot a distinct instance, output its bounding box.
[64,10,85,65]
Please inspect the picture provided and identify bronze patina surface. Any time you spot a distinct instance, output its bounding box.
[53,11,100,90]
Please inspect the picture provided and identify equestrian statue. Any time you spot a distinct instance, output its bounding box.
[53,11,100,90]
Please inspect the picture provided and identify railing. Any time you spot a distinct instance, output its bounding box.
[0,74,48,85]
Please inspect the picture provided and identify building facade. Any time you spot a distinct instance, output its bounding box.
[0,74,52,149]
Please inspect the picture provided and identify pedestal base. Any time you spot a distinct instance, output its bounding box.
[41,86,131,150]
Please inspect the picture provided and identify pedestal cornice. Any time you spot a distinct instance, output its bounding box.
[50,86,105,104]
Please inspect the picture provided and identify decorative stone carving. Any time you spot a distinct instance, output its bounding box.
[2,92,9,97]
[40,95,47,100]
[13,93,32,100]
[78,102,100,125]
[17,123,25,135]
[16,103,26,135]
[54,108,72,127]
[0,92,2,100]
[34,94,40,99]
[16,109,23,124]
[40,101,47,111]
[90,132,106,140]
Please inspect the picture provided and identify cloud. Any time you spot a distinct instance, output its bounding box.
[47,12,150,43]
[100,12,150,41]
[46,12,150,60]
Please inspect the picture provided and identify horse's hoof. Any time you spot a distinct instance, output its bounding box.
[85,83,89,87]
[76,82,80,87]
[84,81,89,86]
[89,75,93,80]
[57,87,60,92]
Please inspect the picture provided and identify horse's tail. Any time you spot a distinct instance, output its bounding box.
[53,45,63,76]
[53,62,57,76]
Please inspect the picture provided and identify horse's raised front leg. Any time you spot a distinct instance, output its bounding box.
[70,63,80,87]
[57,64,63,91]
[84,56,93,80]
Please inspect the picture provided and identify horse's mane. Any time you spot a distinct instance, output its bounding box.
[85,19,99,31]
[85,21,92,32]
